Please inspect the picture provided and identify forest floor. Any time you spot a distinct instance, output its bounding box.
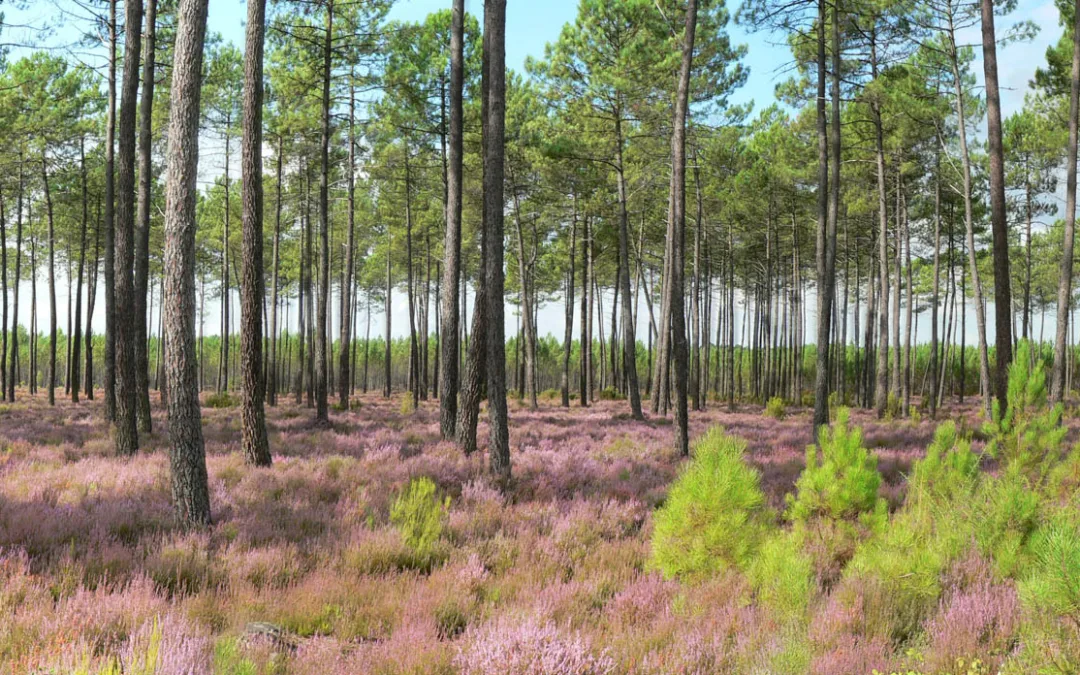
[0,391,1027,673]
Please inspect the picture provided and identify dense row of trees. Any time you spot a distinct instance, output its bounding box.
[3,0,1080,524]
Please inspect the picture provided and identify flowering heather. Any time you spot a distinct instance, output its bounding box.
[0,392,1072,672]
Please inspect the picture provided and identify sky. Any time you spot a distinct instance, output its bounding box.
[0,0,1069,347]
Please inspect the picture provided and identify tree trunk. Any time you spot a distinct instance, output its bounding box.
[135,0,157,433]
[104,0,117,422]
[314,0,333,423]
[1053,0,1080,403]
[268,137,282,405]
[339,75,357,409]
[483,0,510,481]
[42,158,57,407]
[163,0,212,528]
[240,0,272,467]
[614,111,643,419]
[980,0,1012,412]
[947,12,992,415]
[562,207,576,407]
[668,0,697,456]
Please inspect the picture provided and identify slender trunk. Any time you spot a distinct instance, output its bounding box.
[338,75,356,409]
[104,0,117,421]
[240,0,271,466]
[483,0,509,481]
[980,0,1012,412]
[1052,0,1080,403]
[268,137,282,405]
[135,0,157,433]
[42,158,57,406]
[314,0,333,423]
[668,0,697,456]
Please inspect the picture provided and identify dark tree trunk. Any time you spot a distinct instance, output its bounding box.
[268,137,282,406]
[339,76,357,409]
[439,0,464,438]
[163,0,212,529]
[240,0,271,467]
[115,0,143,455]
[668,0,697,457]
[104,0,117,422]
[42,158,57,407]
[314,0,333,423]
[1052,0,1080,403]
[483,0,509,481]
[980,0,1012,412]
[135,0,157,433]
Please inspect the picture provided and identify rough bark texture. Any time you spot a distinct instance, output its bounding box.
[338,78,357,410]
[440,0,465,438]
[483,0,509,481]
[240,0,271,467]
[135,0,157,433]
[1054,0,1080,404]
[981,0,1012,412]
[104,0,117,422]
[314,0,333,424]
[163,0,212,529]
[614,114,643,420]
[114,0,142,456]
[43,159,57,406]
[812,0,838,433]
[668,0,697,457]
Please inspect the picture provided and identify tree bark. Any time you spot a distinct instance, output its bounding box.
[668,0,698,456]
[163,0,212,528]
[240,0,272,466]
[114,0,143,455]
[42,158,57,407]
[1053,0,1080,404]
[104,0,118,422]
[339,75,357,409]
[484,0,510,481]
[135,0,157,433]
[980,0,1013,413]
[314,0,333,423]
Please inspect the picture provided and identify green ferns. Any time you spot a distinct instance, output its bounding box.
[788,408,886,526]
[649,428,772,580]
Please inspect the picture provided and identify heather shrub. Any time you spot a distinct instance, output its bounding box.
[788,408,885,526]
[455,615,615,675]
[984,341,1066,479]
[765,396,786,420]
[205,391,236,409]
[539,388,560,401]
[391,477,450,566]
[145,539,225,597]
[649,427,772,580]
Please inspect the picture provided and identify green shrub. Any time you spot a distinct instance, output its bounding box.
[539,388,561,401]
[764,396,786,420]
[649,427,772,579]
[973,467,1042,577]
[1021,509,1080,623]
[598,386,626,401]
[748,532,812,619]
[884,393,902,422]
[390,477,449,562]
[984,341,1066,479]
[205,391,236,409]
[909,421,980,505]
[399,396,416,416]
[788,408,886,526]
